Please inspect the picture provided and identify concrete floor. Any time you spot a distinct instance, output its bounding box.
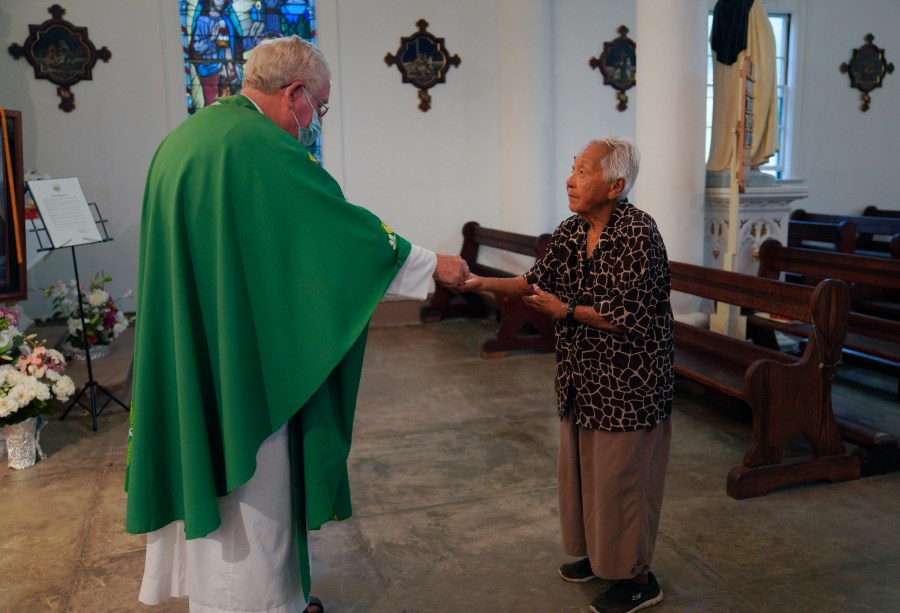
[2,318,899,612]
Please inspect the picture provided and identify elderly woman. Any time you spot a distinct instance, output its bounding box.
[466,137,674,613]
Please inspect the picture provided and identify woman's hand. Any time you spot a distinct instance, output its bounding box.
[522,285,566,319]
[464,273,486,292]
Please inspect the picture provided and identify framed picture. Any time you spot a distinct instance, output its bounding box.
[840,33,895,111]
[844,36,891,92]
[385,19,461,112]
[8,5,111,112]
[589,25,636,112]
[0,109,28,301]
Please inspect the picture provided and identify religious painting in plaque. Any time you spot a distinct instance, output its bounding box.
[0,110,28,301]
[840,33,894,112]
[7,5,111,113]
[590,25,637,112]
[384,19,461,112]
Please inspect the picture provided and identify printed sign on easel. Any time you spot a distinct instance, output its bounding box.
[25,177,103,248]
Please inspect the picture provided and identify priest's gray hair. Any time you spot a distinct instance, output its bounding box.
[586,137,641,201]
[243,35,331,95]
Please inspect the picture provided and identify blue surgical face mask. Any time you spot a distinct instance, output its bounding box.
[297,110,321,148]
[290,89,322,148]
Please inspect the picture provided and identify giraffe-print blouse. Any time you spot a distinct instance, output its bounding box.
[524,201,674,431]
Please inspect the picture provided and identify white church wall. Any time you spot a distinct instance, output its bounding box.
[552,0,637,224]
[791,0,900,214]
[331,0,639,274]
[327,0,503,259]
[0,1,177,319]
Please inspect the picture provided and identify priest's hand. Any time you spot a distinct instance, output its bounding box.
[434,254,469,292]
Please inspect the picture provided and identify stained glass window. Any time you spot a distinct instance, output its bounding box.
[178,1,319,155]
[179,1,317,113]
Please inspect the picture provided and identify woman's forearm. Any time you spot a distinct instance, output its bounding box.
[481,275,533,298]
[572,304,623,333]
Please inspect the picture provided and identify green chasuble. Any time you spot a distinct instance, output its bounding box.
[125,95,411,596]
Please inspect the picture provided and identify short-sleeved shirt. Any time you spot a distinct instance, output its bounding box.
[524,201,674,432]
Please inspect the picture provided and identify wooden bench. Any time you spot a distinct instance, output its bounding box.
[750,239,900,474]
[789,212,900,315]
[862,207,900,257]
[863,205,900,219]
[420,221,554,358]
[787,219,856,253]
[791,209,900,257]
[671,261,859,499]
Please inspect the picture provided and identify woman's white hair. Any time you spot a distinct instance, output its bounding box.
[587,137,641,201]
[243,35,331,94]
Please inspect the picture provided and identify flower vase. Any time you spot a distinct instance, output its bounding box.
[63,341,111,361]
[2,416,46,469]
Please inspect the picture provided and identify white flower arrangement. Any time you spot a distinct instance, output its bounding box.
[44,273,133,350]
[0,313,75,427]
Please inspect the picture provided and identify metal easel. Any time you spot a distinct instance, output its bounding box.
[27,200,128,432]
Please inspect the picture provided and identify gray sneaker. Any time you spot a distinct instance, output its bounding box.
[559,557,597,583]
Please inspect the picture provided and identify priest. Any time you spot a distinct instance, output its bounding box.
[125,35,468,613]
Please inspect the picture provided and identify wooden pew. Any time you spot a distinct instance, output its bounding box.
[757,238,900,320]
[420,221,554,358]
[863,205,900,219]
[862,207,900,257]
[787,219,856,253]
[671,261,859,499]
[789,211,900,314]
[791,209,900,257]
[750,239,900,474]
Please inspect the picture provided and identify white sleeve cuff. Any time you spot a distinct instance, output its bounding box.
[382,245,437,301]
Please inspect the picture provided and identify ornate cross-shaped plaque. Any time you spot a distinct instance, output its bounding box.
[8,5,112,112]
[589,25,636,112]
[839,33,894,112]
[385,19,460,112]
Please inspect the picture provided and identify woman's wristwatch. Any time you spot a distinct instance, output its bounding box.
[565,298,577,326]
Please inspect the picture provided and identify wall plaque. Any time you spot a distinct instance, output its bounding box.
[839,33,894,112]
[385,19,460,112]
[590,25,636,112]
[8,5,112,112]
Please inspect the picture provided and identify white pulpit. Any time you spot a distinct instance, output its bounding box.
[705,180,809,274]
[704,179,809,337]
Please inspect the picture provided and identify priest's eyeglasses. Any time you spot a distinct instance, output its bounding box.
[302,86,329,118]
[283,83,329,118]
